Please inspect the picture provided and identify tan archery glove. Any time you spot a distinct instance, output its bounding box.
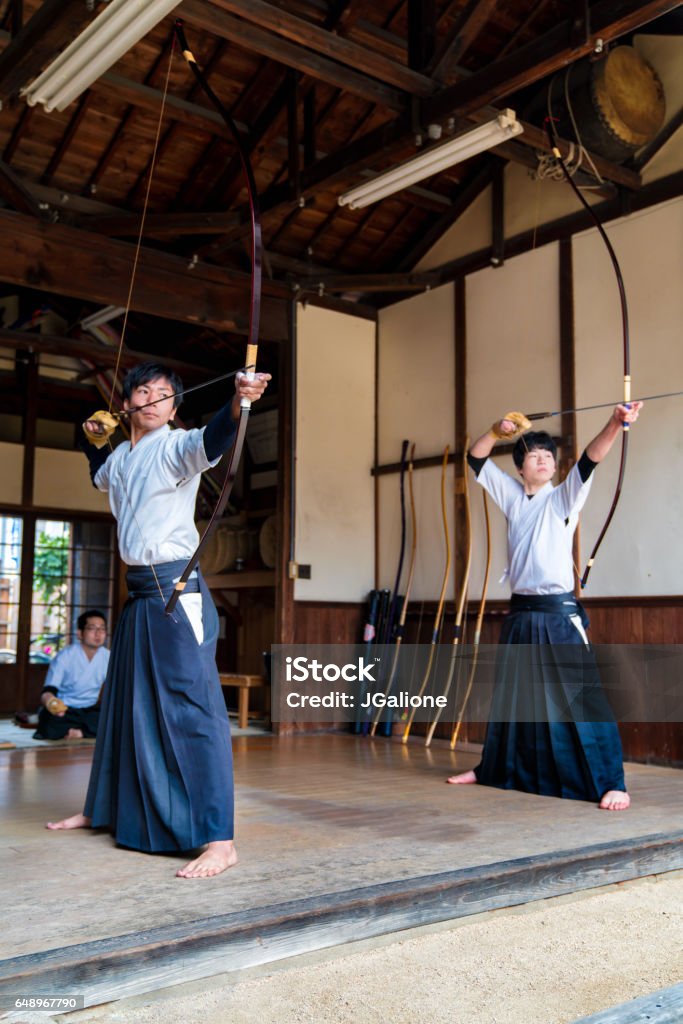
[491,411,532,440]
[83,410,119,449]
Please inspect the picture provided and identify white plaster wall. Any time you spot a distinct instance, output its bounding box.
[503,161,603,242]
[33,449,110,512]
[0,442,22,504]
[573,196,683,596]
[294,304,376,602]
[466,244,561,600]
[377,285,456,601]
[416,189,491,272]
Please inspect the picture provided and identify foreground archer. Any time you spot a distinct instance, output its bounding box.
[447,402,642,812]
[47,362,270,878]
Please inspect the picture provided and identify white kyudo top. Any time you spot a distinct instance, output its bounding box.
[94,424,219,566]
[475,459,593,595]
[45,643,110,708]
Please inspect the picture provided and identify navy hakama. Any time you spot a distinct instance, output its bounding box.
[84,560,234,852]
[35,704,100,740]
[475,593,626,802]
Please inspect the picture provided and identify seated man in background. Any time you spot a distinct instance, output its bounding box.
[34,610,110,741]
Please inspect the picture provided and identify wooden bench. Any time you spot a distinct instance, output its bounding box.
[218,673,268,730]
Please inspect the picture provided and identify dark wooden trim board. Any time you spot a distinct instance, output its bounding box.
[0,831,680,1007]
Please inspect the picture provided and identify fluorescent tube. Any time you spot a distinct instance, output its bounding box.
[80,306,126,332]
[22,0,180,112]
[338,111,523,209]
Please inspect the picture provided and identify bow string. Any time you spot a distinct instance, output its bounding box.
[545,117,630,588]
[166,22,262,615]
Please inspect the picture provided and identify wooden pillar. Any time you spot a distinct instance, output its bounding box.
[453,277,468,589]
[303,88,316,168]
[408,0,436,71]
[286,69,300,199]
[558,238,579,587]
[15,351,37,709]
[491,162,505,268]
[275,299,295,646]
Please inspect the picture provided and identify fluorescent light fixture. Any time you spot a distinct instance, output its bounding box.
[338,110,523,209]
[21,0,180,113]
[80,305,126,332]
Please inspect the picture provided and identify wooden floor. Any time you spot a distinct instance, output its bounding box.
[1,734,681,1007]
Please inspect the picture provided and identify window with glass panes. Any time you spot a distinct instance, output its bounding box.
[0,514,116,665]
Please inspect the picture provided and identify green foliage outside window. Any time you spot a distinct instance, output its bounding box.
[33,531,69,654]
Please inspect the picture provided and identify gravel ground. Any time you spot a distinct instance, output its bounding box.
[50,872,683,1024]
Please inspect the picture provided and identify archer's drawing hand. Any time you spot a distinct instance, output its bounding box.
[490,411,531,440]
[497,418,517,435]
[83,419,105,437]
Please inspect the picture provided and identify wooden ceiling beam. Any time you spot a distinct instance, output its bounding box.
[203,0,435,96]
[42,94,92,187]
[395,159,501,272]
[0,156,42,216]
[197,99,636,263]
[85,43,175,197]
[407,0,436,71]
[218,108,636,239]
[198,67,292,210]
[126,38,230,209]
[84,210,244,239]
[300,271,441,293]
[195,0,351,213]
[195,115,411,257]
[0,328,212,380]
[0,0,97,102]
[263,115,412,208]
[426,0,683,120]
[2,102,34,163]
[178,0,406,111]
[0,210,288,338]
[331,204,395,267]
[495,0,551,60]
[429,0,501,80]
[95,71,248,136]
[0,11,247,138]
[508,115,640,192]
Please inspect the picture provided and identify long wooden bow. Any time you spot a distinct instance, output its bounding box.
[402,446,452,744]
[370,442,417,738]
[450,490,491,750]
[166,22,262,615]
[425,437,472,748]
[545,118,630,589]
[383,440,410,646]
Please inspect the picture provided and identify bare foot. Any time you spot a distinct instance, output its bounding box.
[66,728,84,740]
[599,790,630,811]
[46,813,91,830]
[446,769,478,785]
[176,840,238,879]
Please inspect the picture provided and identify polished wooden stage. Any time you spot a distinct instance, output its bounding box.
[0,733,681,1008]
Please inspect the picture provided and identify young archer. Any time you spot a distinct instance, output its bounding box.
[47,362,271,878]
[448,401,642,811]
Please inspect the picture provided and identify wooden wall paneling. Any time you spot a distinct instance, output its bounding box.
[292,601,365,645]
[273,598,364,735]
